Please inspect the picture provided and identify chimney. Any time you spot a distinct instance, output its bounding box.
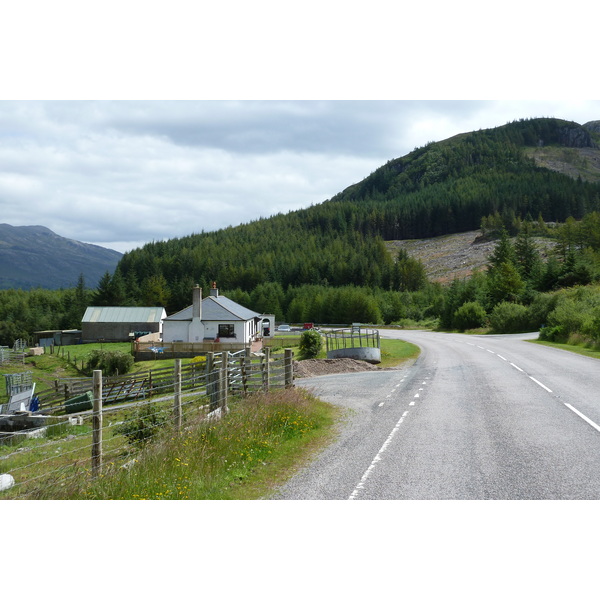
[193,285,202,320]
[209,281,219,297]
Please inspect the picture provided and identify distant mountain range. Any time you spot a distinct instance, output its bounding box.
[0,224,122,290]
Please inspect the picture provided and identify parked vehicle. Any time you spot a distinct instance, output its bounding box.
[277,324,291,332]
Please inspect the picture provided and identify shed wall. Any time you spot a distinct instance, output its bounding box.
[82,321,161,343]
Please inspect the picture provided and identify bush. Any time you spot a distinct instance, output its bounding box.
[545,297,592,339]
[539,325,565,342]
[453,301,487,331]
[114,403,169,448]
[298,330,323,359]
[488,302,531,333]
[86,349,134,376]
[526,292,558,330]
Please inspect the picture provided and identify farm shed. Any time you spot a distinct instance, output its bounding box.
[162,285,273,349]
[33,329,82,347]
[82,306,167,343]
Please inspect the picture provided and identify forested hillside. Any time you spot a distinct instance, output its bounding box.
[110,117,600,313]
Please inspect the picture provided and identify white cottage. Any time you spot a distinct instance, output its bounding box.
[162,284,274,349]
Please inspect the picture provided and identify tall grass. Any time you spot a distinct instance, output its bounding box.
[24,388,336,500]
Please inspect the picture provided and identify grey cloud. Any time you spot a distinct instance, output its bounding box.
[2,100,599,253]
[99,100,437,157]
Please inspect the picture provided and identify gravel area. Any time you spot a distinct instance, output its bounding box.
[293,358,381,378]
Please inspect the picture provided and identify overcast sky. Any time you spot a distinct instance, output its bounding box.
[2,99,599,254]
[2,3,598,255]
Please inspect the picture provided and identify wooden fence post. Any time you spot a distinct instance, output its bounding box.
[263,347,270,392]
[221,351,229,413]
[240,355,248,395]
[92,370,103,478]
[284,348,294,388]
[206,352,218,412]
[173,358,182,429]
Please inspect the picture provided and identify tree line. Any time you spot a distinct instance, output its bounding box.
[3,212,600,347]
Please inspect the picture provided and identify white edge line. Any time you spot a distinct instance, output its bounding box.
[564,403,600,433]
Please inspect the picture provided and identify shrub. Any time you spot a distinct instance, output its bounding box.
[453,301,487,331]
[86,349,134,376]
[526,292,558,330]
[539,325,565,342]
[488,302,531,333]
[298,329,323,359]
[545,298,591,338]
[114,402,169,448]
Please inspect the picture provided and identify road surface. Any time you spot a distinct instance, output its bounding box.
[273,330,600,499]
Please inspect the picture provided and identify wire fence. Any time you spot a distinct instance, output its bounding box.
[0,348,294,499]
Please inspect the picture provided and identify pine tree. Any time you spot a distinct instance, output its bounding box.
[488,229,516,276]
[514,227,542,280]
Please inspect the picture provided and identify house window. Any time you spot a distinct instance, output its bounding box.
[218,324,235,338]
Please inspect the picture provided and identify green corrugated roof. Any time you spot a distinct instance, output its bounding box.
[82,307,166,323]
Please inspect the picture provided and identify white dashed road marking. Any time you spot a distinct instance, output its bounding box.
[564,403,600,434]
[529,376,553,394]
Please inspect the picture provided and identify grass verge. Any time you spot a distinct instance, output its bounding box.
[379,338,420,368]
[7,387,338,500]
[528,339,600,361]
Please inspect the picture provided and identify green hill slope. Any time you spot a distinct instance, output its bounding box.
[114,117,600,313]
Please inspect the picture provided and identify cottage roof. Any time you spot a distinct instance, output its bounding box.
[164,295,260,322]
[82,307,166,324]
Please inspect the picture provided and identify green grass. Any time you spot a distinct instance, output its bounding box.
[379,338,420,368]
[2,387,338,500]
[528,339,600,360]
[1,351,82,401]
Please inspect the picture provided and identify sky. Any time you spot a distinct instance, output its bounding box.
[2,2,598,257]
[2,99,599,254]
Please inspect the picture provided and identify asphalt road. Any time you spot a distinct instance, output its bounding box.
[272,330,600,500]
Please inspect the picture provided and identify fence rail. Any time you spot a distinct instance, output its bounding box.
[36,348,290,412]
[0,349,294,499]
[134,340,254,356]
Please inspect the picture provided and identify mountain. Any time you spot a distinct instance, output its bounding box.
[328,118,600,239]
[0,224,122,290]
[110,117,600,312]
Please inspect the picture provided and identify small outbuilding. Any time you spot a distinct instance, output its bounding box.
[82,306,167,343]
[33,329,83,347]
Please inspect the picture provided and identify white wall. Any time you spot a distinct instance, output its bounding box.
[162,321,189,343]
[163,319,251,343]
